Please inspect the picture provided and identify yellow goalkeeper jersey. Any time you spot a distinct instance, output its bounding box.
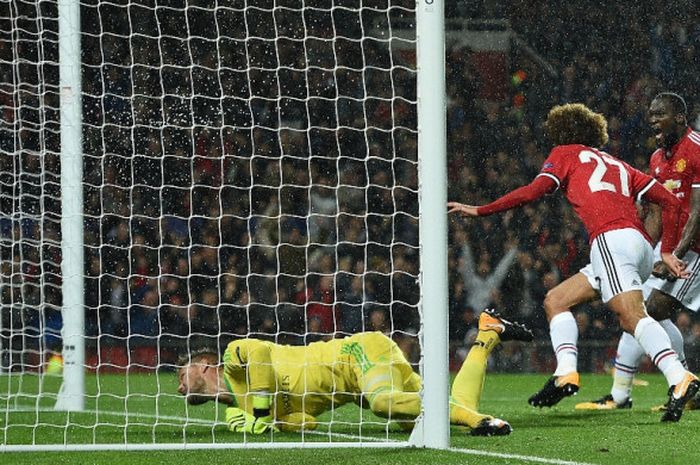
[222,332,412,418]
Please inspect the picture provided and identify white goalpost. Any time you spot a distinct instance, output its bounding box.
[55,0,86,412]
[0,0,447,451]
[414,0,448,450]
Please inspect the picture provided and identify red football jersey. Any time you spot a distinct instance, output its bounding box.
[538,144,656,242]
[648,128,700,254]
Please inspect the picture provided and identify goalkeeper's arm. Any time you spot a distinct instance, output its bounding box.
[223,340,322,434]
[223,339,275,427]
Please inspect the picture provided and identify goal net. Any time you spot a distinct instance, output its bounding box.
[1,0,447,450]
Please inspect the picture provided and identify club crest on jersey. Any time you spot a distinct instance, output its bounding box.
[675,159,687,173]
[543,162,554,170]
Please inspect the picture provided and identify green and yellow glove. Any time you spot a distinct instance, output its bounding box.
[225,406,278,434]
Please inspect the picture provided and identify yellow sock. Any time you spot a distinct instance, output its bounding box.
[449,400,488,428]
[449,330,500,426]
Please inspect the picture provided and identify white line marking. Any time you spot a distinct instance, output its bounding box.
[10,406,218,425]
[449,447,599,465]
[9,405,599,463]
[9,406,400,443]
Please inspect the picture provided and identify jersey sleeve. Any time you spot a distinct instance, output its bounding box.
[476,176,557,216]
[223,339,275,396]
[628,166,659,203]
[474,146,568,216]
[536,146,571,191]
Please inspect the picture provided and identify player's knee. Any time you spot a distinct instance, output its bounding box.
[616,312,640,334]
[543,290,566,320]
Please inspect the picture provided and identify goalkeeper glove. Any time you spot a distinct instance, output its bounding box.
[225,407,278,434]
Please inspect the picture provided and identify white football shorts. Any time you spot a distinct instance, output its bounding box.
[580,228,654,303]
[643,244,700,312]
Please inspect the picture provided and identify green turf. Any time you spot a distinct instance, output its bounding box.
[1,372,698,465]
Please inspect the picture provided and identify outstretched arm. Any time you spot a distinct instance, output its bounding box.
[448,176,557,217]
[643,203,662,244]
[643,181,682,253]
[641,181,688,278]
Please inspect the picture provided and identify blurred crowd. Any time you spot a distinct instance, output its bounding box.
[3,0,700,372]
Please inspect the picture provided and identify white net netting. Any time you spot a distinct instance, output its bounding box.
[1,0,422,447]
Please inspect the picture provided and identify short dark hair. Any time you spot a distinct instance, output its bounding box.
[653,92,687,117]
[177,347,219,367]
[545,103,609,147]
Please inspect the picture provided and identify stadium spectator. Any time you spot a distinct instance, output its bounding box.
[687,321,700,370]
[71,4,691,362]
[574,311,607,374]
[336,275,365,334]
[9,0,700,378]
[450,305,478,345]
[454,228,518,313]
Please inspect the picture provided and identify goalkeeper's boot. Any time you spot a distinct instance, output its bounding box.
[469,417,512,437]
[661,372,700,422]
[528,372,580,407]
[575,394,632,410]
[478,309,534,342]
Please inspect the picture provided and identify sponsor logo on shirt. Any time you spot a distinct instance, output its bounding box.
[340,342,375,374]
[662,179,682,192]
[280,375,292,415]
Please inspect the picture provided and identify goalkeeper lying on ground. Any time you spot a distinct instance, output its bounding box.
[177,309,532,436]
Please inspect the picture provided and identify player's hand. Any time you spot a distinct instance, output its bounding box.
[660,253,690,279]
[225,407,278,434]
[447,202,479,217]
[651,260,677,282]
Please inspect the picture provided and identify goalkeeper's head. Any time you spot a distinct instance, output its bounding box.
[177,348,224,405]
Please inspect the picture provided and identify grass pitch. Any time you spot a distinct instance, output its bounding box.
[1,372,698,465]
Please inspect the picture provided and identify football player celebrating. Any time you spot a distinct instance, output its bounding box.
[576,92,700,412]
[448,103,699,422]
[177,309,533,437]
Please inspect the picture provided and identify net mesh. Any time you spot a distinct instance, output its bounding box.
[1,0,420,447]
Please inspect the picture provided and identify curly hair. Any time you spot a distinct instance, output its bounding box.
[545,103,609,147]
